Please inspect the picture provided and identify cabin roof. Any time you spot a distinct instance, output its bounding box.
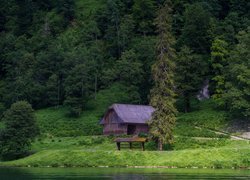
[100,104,155,124]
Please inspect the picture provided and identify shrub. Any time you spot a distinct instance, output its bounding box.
[0,101,39,160]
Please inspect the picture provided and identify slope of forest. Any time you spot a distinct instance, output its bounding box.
[0,0,249,168]
[0,0,249,119]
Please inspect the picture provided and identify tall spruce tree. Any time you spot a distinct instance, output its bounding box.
[149,1,177,151]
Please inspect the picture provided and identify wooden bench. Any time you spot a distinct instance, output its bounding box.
[114,137,147,151]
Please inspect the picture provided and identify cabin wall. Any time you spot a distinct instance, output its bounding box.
[134,124,149,134]
[103,109,127,135]
[103,123,127,135]
[102,109,149,135]
[103,123,149,135]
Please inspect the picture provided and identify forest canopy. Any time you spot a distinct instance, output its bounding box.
[0,0,249,119]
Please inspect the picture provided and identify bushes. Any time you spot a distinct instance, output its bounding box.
[0,101,39,160]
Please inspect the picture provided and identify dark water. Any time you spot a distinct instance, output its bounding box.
[0,167,249,180]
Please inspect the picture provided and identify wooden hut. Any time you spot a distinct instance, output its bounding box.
[100,104,155,135]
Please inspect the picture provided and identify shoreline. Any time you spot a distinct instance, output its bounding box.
[0,165,250,170]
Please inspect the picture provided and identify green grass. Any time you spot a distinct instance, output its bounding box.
[1,138,249,168]
[36,83,133,137]
[1,134,249,168]
[174,100,229,138]
[31,136,235,152]
[2,98,247,169]
[36,107,102,137]
[31,136,115,152]
[36,99,228,138]
[177,100,228,130]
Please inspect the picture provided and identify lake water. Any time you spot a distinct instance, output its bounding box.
[0,167,249,179]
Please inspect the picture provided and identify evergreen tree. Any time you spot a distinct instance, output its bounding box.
[130,36,157,104]
[115,49,143,103]
[176,46,206,112]
[46,74,61,107]
[222,28,250,118]
[119,15,135,52]
[210,39,229,106]
[64,64,93,116]
[178,3,212,53]
[103,0,123,57]
[0,101,39,160]
[132,0,156,35]
[149,1,177,151]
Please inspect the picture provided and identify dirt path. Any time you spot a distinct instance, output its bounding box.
[195,126,250,140]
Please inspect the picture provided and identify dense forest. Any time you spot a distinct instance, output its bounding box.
[0,0,249,119]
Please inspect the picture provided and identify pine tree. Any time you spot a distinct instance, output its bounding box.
[149,1,177,151]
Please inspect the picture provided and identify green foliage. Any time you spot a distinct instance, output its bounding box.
[222,28,250,118]
[64,64,94,116]
[178,2,212,53]
[0,102,5,118]
[46,74,60,107]
[132,0,156,35]
[1,136,249,168]
[177,100,228,130]
[114,49,143,103]
[36,83,133,137]
[0,0,249,120]
[176,46,208,112]
[149,1,177,150]
[210,39,229,105]
[0,101,39,160]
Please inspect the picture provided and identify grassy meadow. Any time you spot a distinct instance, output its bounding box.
[0,99,249,168]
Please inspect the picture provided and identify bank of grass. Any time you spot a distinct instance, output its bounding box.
[1,136,249,168]
[1,141,249,169]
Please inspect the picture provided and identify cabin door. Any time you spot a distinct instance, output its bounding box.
[127,125,136,135]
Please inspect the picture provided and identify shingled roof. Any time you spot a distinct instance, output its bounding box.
[100,104,155,124]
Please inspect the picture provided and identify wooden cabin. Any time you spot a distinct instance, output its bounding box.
[100,104,155,135]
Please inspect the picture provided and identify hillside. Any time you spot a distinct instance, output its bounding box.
[0,0,249,168]
[35,99,231,138]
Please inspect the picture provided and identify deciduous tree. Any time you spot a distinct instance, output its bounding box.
[0,101,39,160]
